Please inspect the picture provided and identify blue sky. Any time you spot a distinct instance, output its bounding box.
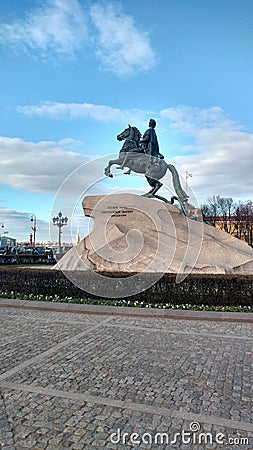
[0,0,252,243]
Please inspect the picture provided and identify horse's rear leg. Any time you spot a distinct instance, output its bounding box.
[144,177,162,196]
[151,181,162,195]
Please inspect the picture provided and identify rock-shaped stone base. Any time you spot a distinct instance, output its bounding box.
[54,194,253,274]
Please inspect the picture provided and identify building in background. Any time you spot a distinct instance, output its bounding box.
[202,197,253,248]
[0,236,16,248]
[203,215,253,248]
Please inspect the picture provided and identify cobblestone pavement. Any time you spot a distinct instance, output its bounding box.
[0,305,253,449]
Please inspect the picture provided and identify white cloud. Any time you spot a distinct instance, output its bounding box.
[0,1,157,76]
[0,208,51,243]
[0,135,130,207]
[0,0,88,58]
[160,105,241,135]
[89,3,156,76]
[17,101,152,127]
[0,136,87,194]
[160,106,253,201]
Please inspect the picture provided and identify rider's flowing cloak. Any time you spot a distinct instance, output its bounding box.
[142,128,160,156]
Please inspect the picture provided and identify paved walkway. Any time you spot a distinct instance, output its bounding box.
[0,300,253,449]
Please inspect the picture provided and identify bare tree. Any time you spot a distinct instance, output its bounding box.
[206,195,221,225]
[235,200,253,245]
[217,197,235,232]
[202,196,252,247]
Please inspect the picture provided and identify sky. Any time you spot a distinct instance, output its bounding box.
[0,0,253,243]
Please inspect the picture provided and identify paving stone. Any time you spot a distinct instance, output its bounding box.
[0,306,253,449]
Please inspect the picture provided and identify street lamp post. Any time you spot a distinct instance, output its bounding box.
[30,215,37,247]
[52,212,68,255]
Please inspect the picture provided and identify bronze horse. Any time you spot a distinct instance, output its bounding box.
[104,125,189,215]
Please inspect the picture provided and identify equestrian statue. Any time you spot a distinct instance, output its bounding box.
[104,119,189,216]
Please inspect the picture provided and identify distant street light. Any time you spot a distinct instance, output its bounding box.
[52,212,68,254]
[30,215,37,246]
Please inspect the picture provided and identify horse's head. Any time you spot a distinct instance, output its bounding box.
[117,125,141,142]
[117,125,131,141]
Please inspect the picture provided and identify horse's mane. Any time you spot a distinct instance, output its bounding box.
[130,126,141,138]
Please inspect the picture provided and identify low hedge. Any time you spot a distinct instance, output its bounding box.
[0,267,252,305]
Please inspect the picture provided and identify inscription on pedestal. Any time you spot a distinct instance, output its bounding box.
[101,205,134,218]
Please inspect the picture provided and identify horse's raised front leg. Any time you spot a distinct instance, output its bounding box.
[104,158,123,178]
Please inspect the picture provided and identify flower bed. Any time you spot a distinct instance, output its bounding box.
[1,290,253,312]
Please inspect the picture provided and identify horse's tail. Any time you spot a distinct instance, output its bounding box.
[166,164,189,203]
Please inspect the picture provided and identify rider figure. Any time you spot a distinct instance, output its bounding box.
[121,119,163,175]
[140,119,164,159]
